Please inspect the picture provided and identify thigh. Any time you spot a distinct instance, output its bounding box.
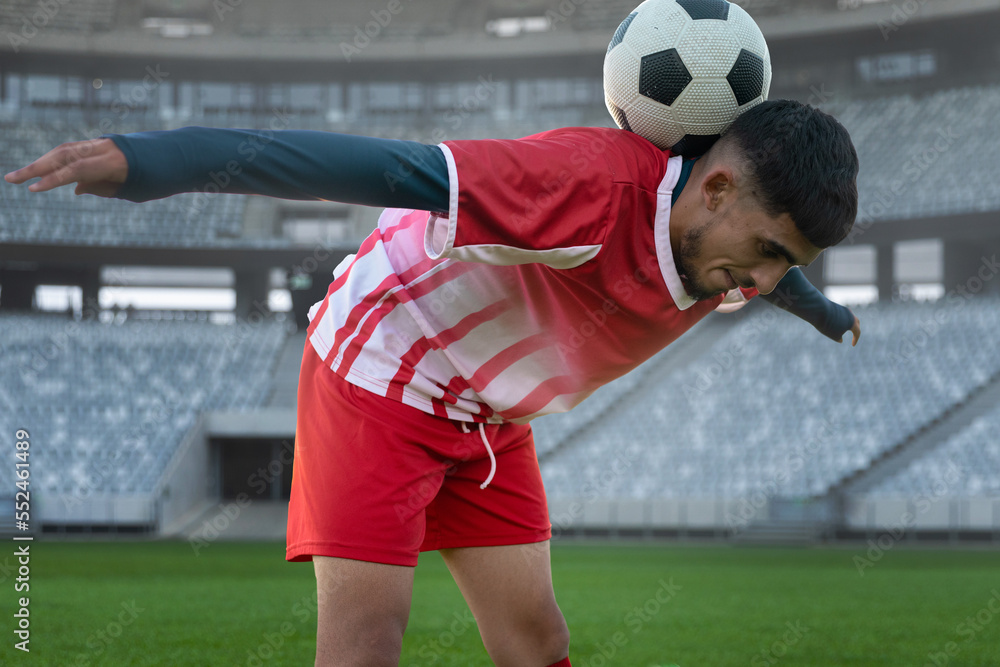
[440,541,569,667]
[314,555,414,667]
[287,344,458,566]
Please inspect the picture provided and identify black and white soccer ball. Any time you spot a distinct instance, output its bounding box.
[604,0,771,156]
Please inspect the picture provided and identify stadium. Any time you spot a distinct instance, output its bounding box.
[1,0,999,665]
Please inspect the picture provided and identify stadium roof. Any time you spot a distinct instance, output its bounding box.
[2,0,997,62]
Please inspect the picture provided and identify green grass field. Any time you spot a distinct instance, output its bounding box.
[3,540,999,666]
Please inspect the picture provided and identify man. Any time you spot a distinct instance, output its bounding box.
[7,99,860,666]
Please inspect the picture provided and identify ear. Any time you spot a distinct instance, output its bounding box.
[701,166,735,212]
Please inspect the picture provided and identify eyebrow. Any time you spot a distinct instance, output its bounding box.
[767,240,807,267]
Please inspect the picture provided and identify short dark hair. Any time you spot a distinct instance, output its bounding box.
[718,99,859,249]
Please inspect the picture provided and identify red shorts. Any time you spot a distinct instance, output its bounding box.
[286,342,552,566]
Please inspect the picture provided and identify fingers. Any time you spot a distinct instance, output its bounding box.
[5,139,105,192]
[837,317,861,346]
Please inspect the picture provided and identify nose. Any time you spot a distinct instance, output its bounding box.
[749,265,788,295]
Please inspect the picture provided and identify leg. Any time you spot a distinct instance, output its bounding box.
[440,541,570,667]
[313,556,414,667]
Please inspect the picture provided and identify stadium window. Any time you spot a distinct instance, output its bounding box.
[366,83,422,112]
[234,83,255,111]
[825,245,877,285]
[283,218,350,245]
[3,73,22,108]
[25,75,61,104]
[140,17,214,38]
[267,83,289,110]
[101,266,234,289]
[856,50,937,83]
[158,81,175,119]
[201,82,235,110]
[824,285,879,306]
[289,84,323,112]
[367,84,395,110]
[824,245,879,305]
[894,239,943,283]
[267,267,303,319]
[35,285,82,316]
[326,84,345,123]
[98,267,236,312]
[514,80,535,111]
[65,77,84,104]
[177,82,196,117]
[268,290,293,312]
[895,239,944,302]
[485,16,552,38]
[99,287,236,312]
[430,83,449,110]
[896,284,945,301]
[117,79,154,113]
[837,0,891,10]
[94,78,119,106]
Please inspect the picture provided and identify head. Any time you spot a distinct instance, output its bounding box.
[671,99,859,300]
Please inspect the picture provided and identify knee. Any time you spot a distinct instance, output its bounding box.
[522,607,570,664]
[541,614,571,662]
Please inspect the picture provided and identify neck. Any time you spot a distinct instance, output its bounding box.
[670,157,706,255]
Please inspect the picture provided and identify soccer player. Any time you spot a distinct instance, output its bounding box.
[7,99,860,667]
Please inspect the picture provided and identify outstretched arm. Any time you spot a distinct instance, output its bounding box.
[5,127,450,213]
[761,267,861,345]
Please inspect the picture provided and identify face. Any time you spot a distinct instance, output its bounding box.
[675,192,822,301]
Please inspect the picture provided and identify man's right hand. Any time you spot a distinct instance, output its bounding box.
[5,138,128,198]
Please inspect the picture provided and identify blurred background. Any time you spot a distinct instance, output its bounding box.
[0,0,999,548]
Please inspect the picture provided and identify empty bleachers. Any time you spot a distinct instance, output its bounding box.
[539,297,1000,500]
[825,84,1000,223]
[235,0,463,42]
[4,82,999,247]
[868,409,1000,497]
[3,300,998,515]
[0,313,287,497]
[0,115,259,247]
[0,0,117,33]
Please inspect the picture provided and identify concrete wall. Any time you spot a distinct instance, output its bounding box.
[845,496,1000,532]
[548,497,769,534]
[548,496,1000,533]
[154,415,214,532]
[35,493,155,526]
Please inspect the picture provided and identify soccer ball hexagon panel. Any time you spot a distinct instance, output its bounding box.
[604,0,771,155]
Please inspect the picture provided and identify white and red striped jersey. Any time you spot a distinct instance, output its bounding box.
[305,127,756,424]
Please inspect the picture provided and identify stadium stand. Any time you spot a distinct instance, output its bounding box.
[0,0,942,44]
[867,409,1000,497]
[530,318,730,459]
[538,297,1000,500]
[0,114,273,247]
[4,82,999,247]
[0,313,287,498]
[0,0,117,33]
[236,0,463,41]
[2,0,998,539]
[825,84,1000,223]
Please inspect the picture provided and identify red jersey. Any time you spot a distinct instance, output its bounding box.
[305,127,755,423]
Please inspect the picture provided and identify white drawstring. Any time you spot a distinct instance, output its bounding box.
[477,423,496,490]
[459,421,496,489]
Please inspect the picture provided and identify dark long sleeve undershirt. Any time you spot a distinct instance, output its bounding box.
[760,267,855,340]
[105,126,854,342]
[107,127,450,213]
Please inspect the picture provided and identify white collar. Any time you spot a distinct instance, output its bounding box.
[653,155,697,311]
